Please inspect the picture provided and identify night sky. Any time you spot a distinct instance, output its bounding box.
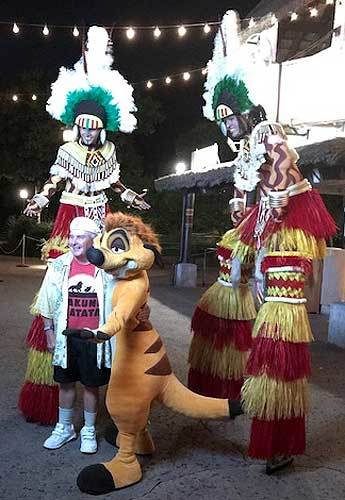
[0,1,260,173]
[1,1,259,77]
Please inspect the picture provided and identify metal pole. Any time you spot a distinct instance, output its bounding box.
[16,234,29,268]
[276,62,283,122]
[22,234,26,265]
[202,248,207,287]
[178,191,195,263]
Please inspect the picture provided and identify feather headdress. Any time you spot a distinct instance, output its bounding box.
[203,10,254,123]
[46,26,137,133]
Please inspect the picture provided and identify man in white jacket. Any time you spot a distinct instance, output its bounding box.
[37,217,115,454]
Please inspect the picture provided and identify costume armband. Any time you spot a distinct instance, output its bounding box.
[120,189,139,206]
[32,193,49,208]
[229,197,245,213]
[268,190,289,209]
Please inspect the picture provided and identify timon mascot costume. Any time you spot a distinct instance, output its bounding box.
[64,212,243,495]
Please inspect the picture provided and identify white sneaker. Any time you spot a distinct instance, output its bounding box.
[43,423,77,450]
[80,426,97,454]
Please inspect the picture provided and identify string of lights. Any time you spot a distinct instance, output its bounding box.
[0,1,336,39]
[3,20,218,38]
[4,66,208,101]
[2,0,337,100]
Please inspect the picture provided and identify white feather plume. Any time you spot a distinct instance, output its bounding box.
[46,26,137,132]
[203,10,253,121]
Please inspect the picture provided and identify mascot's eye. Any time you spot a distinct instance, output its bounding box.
[111,237,126,254]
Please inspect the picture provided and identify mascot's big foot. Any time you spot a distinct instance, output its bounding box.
[105,421,155,455]
[77,432,142,495]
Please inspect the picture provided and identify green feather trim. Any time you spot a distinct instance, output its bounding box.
[212,76,253,117]
[60,86,121,131]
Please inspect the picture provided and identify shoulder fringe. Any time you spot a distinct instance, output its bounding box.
[50,144,120,193]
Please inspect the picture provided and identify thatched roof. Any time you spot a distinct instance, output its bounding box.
[296,138,345,169]
[154,138,345,193]
[154,163,235,192]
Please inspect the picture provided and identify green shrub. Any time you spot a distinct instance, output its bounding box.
[4,215,52,257]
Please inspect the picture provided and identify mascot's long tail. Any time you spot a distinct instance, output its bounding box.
[158,374,240,419]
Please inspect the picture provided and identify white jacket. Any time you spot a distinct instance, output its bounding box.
[35,252,114,369]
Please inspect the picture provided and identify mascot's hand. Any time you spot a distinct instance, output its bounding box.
[62,328,111,342]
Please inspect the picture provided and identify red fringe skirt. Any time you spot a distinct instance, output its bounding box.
[188,306,252,399]
[238,189,336,249]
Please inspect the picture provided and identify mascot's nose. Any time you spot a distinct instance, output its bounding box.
[86,247,105,267]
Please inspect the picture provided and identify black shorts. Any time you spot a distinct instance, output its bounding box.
[54,337,111,387]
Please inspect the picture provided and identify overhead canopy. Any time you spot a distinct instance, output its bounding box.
[248,0,313,22]
[154,163,235,193]
[297,138,345,170]
[154,138,345,193]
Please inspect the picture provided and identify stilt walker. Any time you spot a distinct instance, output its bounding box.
[188,11,258,400]
[189,10,336,473]
[199,11,336,473]
[18,26,150,425]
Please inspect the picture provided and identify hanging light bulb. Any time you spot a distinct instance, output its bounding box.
[146,80,153,89]
[201,68,208,75]
[203,24,211,34]
[290,12,298,21]
[183,72,191,81]
[249,18,256,28]
[175,162,187,174]
[310,8,318,17]
[12,23,19,34]
[12,95,18,102]
[63,129,75,142]
[42,25,49,36]
[165,76,172,84]
[73,26,79,37]
[126,27,135,39]
[153,27,161,38]
[32,94,37,101]
[178,26,187,37]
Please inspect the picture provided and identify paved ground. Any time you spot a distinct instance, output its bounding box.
[1,255,345,500]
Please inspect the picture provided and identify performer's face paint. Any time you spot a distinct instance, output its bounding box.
[220,114,248,141]
[79,127,101,147]
[69,232,95,262]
